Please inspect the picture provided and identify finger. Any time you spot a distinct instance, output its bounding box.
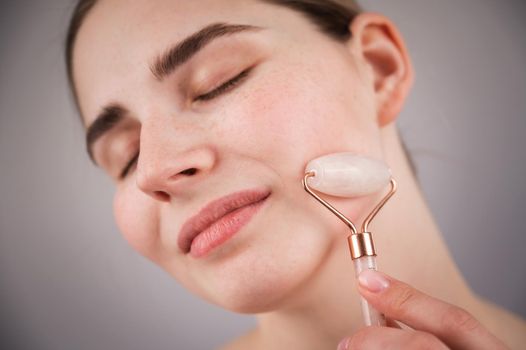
[338,326,449,350]
[357,270,508,350]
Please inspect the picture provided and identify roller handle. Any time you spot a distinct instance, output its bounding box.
[353,256,387,326]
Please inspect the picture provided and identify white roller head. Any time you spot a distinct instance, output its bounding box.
[305,153,391,197]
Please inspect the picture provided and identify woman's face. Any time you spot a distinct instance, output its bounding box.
[73,0,384,312]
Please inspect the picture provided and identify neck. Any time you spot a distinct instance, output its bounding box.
[254,125,476,349]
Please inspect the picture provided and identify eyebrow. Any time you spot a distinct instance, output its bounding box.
[86,22,263,162]
[150,22,263,80]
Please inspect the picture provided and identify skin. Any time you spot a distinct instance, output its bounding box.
[72,0,526,349]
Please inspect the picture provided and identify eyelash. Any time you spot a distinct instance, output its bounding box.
[120,152,139,179]
[194,68,252,101]
[119,68,252,180]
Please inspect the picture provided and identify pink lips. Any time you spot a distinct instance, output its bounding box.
[178,188,271,258]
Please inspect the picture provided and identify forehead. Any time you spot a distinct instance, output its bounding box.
[72,0,302,126]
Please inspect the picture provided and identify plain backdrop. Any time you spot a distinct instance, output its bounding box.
[1,0,525,349]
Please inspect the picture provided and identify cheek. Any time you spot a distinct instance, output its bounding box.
[236,62,383,181]
[112,184,161,262]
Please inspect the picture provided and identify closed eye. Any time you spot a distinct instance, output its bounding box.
[194,68,252,102]
[120,152,139,179]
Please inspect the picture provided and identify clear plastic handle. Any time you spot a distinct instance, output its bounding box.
[353,256,386,326]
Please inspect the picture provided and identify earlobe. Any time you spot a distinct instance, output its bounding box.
[348,13,414,126]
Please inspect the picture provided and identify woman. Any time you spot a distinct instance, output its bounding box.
[65,0,525,348]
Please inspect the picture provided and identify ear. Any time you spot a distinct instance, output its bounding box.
[348,13,414,126]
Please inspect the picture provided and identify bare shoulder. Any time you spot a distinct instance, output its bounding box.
[218,328,260,350]
[475,297,526,350]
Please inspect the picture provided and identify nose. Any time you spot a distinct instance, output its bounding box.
[135,124,216,202]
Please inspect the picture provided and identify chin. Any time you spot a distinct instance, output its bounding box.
[185,222,334,314]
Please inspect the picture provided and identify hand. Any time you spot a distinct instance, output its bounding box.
[337,270,509,350]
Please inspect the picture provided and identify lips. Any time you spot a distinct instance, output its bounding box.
[178,188,271,256]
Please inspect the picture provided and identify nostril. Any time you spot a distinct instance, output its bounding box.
[180,168,198,176]
[153,191,170,202]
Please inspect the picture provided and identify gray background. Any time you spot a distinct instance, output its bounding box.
[1,0,525,349]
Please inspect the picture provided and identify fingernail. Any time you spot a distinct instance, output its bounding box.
[337,337,350,350]
[358,270,390,293]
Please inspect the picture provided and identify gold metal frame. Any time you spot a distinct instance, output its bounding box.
[302,172,397,259]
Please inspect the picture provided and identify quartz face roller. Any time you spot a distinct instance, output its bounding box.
[303,152,396,327]
[305,153,391,197]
